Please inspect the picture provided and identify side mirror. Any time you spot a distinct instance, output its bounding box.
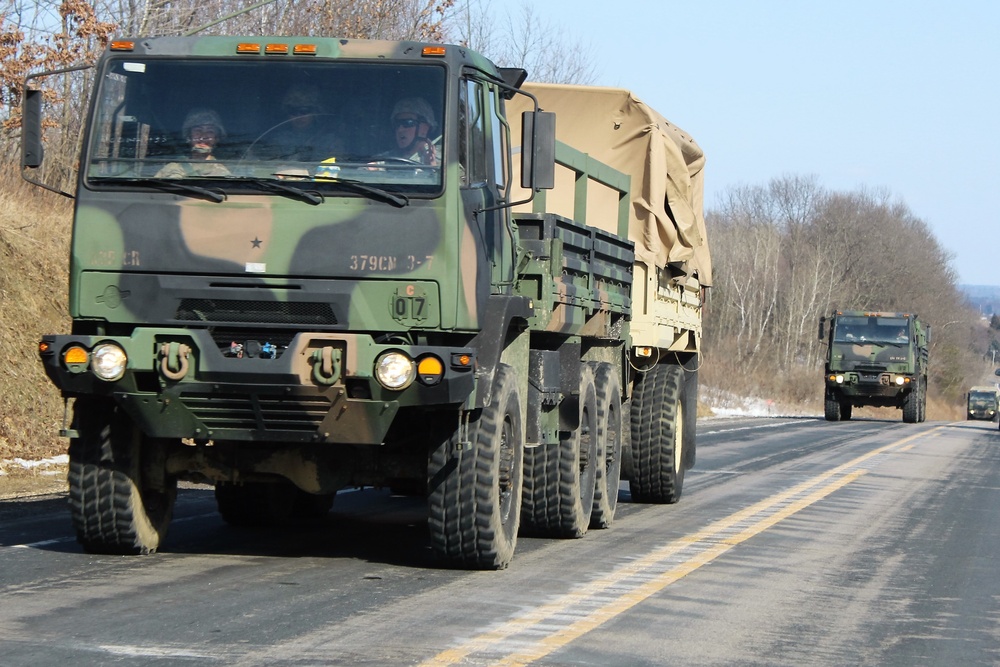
[520,110,555,190]
[22,88,44,168]
[818,317,826,341]
[994,368,1000,377]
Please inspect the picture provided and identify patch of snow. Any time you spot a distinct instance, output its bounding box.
[2,454,69,472]
[701,386,819,419]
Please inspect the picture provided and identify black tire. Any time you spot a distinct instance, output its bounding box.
[214,481,297,527]
[629,363,687,504]
[824,395,842,421]
[840,401,853,421]
[918,380,927,422]
[681,362,698,470]
[427,364,524,569]
[588,362,623,529]
[902,384,919,423]
[521,364,599,538]
[68,398,176,555]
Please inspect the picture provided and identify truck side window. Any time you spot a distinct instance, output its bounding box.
[489,87,507,192]
[460,79,488,186]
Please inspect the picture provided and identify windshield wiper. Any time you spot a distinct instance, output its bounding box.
[321,177,409,208]
[236,177,324,205]
[93,177,226,203]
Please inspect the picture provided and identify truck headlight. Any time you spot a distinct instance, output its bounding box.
[895,376,905,386]
[835,375,844,384]
[375,351,415,390]
[91,343,127,381]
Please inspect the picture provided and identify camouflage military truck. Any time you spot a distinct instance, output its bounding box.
[966,386,998,421]
[819,311,930,423]
[23,37,709,569]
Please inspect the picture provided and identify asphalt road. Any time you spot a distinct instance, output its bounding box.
[3,416,1000,666]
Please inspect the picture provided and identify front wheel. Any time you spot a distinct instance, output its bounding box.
[428,364,524,569]
[902,383,920,423]
[68,398,177,554]
[824,394,842,421]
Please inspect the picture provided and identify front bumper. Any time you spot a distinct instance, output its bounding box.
[825,370,913,400]
[39,328,475,444]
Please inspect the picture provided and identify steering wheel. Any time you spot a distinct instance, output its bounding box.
[238,114,341,166]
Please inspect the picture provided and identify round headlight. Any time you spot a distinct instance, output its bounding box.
[835,375,844,384]
[895,376,905,386]
[375,351,415,390]
[91,343,127,381]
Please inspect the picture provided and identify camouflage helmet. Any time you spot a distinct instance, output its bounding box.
[282,84,322,113]
[182,108,226,139]
[391,97,436,134]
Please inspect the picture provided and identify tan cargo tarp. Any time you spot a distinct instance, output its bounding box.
[508,83,711,286]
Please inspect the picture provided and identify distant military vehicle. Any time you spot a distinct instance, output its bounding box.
[23,36,709,568]
[819,311,930,423]
[966,386,998,421]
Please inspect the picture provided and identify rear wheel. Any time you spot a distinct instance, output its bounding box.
[428,364,524,569]
[629,364,687,503]
[588,362,623,529]
[521,364,599,538]
[68,398,177,554]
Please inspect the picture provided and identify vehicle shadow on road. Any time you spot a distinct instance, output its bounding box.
[164,486,440,568]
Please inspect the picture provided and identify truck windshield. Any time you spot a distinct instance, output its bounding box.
[833,316,910,344]
[85,58,445,195]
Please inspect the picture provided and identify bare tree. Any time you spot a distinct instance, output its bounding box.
[448,0,595,84]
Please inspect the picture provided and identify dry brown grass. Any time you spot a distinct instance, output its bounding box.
[699,350,968,421]
[0,167,72,471]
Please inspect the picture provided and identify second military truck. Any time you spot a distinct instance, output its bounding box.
[24,36,709,568]
[820,311,930,423]
[966,386,998,421]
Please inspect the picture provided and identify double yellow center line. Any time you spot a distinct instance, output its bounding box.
[422,427,940,667]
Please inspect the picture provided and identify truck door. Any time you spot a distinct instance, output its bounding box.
[459,76,513,297]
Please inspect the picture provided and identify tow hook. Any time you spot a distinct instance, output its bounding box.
[311,346,342,385]
[159,342,192,381]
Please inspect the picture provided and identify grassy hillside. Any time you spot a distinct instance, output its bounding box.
[0,170,71,468]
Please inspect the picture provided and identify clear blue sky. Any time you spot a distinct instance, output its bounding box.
[507,1,1000,286]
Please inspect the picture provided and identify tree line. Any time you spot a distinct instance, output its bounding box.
[702,174,987,409]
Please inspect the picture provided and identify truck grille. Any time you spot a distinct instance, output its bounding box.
[180,392,332,432]
[858,372,887,384]
[176,298,337,325]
